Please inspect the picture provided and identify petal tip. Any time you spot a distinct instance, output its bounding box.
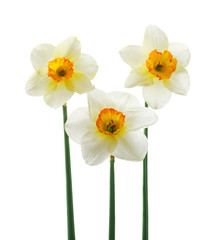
[124,81,132,88]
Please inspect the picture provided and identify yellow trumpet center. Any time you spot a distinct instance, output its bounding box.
[96,108,125,136]
[146,50,177,80]
[48,57,74,82]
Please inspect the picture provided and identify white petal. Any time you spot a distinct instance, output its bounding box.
[31,44,55,71]
[119,45,146,67]
[168,42,191,68]
[54,36,81,62]
[74,54,98,80]
[125,65,154,88]
[87,89,113,121]
[124,107,158,131]
[164,67,190,95]
[43,81,74,109]
[70,73,94,94]
[142,80,172,109]
[26,71,50,96]
[143,25,169,55]
[107,92,141,112]
[113,130,148,161]
[81,130,117,166]
[65,108,95,144]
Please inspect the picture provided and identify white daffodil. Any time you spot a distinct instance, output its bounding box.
[119,25,191,109]
[26,37,98,109]
[65,89,158,165]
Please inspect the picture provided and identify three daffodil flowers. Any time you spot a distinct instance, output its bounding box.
[26,25,190,240]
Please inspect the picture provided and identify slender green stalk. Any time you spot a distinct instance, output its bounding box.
[142,102,148,240]
[62,103,75,240]
[109,155,115,240]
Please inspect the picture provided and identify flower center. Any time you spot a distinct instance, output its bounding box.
[155,64,163,71]
[146,50,177,80]
[47,57,74,82]
[96,108,125,136]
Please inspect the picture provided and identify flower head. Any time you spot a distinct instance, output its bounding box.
[119,25,191,109]
[26,37,98,109]
[65,89,158,165]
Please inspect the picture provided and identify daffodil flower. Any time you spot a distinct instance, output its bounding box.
[120,25,191,109]
[65,89,158,165]
[26,37,98,108]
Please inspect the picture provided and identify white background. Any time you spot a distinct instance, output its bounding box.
[0,0,218,239]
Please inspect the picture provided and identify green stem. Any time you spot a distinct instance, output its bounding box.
[62,103,76,240]
[143,102,148,240]
[109,155,115,240]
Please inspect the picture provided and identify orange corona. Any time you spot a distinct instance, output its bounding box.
[96,108,125,136]
[146,50,177,80]
[48,57,74,82]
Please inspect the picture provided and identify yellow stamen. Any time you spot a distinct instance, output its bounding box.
[96,108,125,136]
[146,50,177,80]
[48,57,74,82]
